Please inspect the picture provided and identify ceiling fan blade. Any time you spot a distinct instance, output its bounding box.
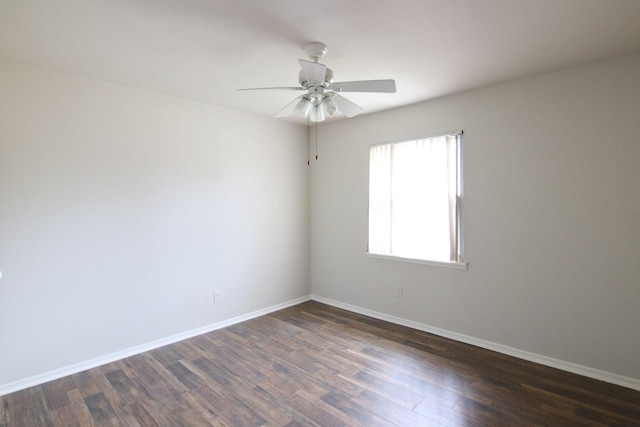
[331,94,364,118]
[329,79,396,93]
[298,59,326,84]
[238,86,303,91]
[274,95,305,118]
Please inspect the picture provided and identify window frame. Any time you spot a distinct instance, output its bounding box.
[366,131,467,270]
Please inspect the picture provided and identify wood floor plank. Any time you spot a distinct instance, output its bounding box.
[412,393,471,426]
[166,406,225,427]
[83,392,120,425]
[353,389,447,427]
[349,369,426,409]
[63,389,95,427]
[126,401,162,427]
[189,383,266,427]
[290,388,367,427]
[2,300,640,426]
[228,385,295,426]
[320,389,396,427]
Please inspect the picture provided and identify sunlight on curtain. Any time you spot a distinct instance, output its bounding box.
[369,134,459,262]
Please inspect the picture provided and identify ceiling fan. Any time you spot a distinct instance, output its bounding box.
[239,42,396,123]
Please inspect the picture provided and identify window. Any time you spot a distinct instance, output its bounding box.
[368,132,465,268]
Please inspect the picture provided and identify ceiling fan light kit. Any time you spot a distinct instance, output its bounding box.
[240,42,396,123]
[293,97,312,117]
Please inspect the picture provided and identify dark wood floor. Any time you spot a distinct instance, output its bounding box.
[1,301,639,426]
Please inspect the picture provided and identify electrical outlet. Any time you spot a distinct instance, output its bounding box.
[395,288,403,298]
[214,292,221,304]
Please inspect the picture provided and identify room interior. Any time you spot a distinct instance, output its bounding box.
[1,0,640,409]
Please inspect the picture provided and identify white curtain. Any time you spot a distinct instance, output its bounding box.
[369,135,459,262]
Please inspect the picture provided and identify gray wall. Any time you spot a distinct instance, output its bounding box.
[0,60,310,387]
[310,53,640,381]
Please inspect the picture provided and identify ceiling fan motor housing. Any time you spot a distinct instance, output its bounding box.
[299,68,333,88]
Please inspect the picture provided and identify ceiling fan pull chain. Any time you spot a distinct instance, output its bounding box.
[315,121,319,160]
[307,116,311,165]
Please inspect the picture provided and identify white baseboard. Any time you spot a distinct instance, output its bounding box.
[311,294,640,392]
[0,295,312,397]
[4,293,638,396]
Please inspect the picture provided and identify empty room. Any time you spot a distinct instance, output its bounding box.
[1,0,640,425]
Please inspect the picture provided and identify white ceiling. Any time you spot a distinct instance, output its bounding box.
[2,0,640,124]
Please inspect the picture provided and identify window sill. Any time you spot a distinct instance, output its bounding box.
[366,252,468,270]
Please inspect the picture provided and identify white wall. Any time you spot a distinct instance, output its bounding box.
[311,53,640,382]
[0,61,310,387]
